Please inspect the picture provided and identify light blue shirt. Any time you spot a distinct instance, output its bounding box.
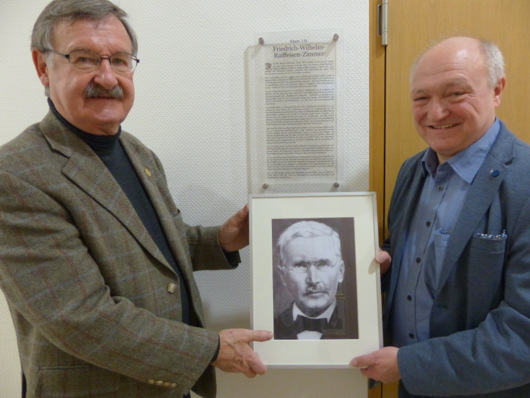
[391,119,500,347]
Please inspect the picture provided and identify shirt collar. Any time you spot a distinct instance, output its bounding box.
[422,118,500,184]
[292,300,336,322]
[48,98,122,137]
[48,98,122,154]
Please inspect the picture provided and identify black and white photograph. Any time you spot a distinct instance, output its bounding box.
[250,193,382,367]
[272,217,358,340]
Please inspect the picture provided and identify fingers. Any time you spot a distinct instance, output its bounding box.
[350,354,371,369]
[221,328,273,343]
[230,204,249,225]
[375,249,392,274]
[238,203,250,218]
[243,330,271,376]
[250,329,274,342]
[247,352,267,376]
[219,204,250,251]
[350,347,401,384]
[214,329,271,378]
[375,250,390,264]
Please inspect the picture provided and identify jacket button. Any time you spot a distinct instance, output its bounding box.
[167,283,177,294]
[147,379,155,385]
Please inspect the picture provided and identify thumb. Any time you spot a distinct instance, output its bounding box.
[350,354,370,368]
[232,203,249,223]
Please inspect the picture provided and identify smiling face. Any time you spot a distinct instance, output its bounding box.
[32,16,135,136]
[410,37,505,163]
[279,235,345,317]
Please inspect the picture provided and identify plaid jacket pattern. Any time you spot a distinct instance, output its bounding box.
[0,112,233,398]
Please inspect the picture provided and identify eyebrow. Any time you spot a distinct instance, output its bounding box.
[411,78,472,95]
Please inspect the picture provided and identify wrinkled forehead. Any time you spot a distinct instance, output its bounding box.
[412,39,486,80]
[51,16,131,51]
[282,235,341,262]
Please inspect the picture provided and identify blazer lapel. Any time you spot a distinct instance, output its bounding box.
[119,136,198,285]
[40,113,170,270]
[388,159,426,300]
[436,125,515,293]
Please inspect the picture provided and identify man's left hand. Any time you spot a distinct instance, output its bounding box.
[219,204,249,252]
[350,347,401,384]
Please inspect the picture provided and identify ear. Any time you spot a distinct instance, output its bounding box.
[32,49,51,88]
[492,76,506,108]
[338,260,345,283]
[278,266,287,287]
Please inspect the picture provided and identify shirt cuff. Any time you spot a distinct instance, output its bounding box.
[222,249,241,268]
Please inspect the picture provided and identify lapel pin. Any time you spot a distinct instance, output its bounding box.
[145,168,152,177]
[490,169,500,177]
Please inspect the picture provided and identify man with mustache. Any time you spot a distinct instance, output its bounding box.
[0,1,272,398]
[273,220,352,340]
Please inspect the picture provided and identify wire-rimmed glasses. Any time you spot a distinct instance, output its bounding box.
[46,49,139,73]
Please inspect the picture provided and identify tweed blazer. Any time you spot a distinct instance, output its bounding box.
[0,112,236,398]
[382,121,530,397]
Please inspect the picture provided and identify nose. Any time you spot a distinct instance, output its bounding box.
[93,58,119,89]
[427,98,449,121]
[305,264,321,283]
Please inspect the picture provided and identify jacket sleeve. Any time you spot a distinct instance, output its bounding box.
[0,169,219,395]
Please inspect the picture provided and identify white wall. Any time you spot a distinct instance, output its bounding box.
[0,1,370,397]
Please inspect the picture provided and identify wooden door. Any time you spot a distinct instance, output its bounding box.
[369,1,530,397]
[385,0,530,214]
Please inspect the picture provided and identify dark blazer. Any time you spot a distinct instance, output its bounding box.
[382,122,530,397]
[0,112,236,398]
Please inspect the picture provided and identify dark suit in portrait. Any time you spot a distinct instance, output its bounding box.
[274,302,356,340]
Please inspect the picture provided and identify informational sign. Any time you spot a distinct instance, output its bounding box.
[246,33,340,193]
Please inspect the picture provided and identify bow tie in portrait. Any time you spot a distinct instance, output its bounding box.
[295,315,328,333]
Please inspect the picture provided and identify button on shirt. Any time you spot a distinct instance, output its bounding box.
[391,119,500,347]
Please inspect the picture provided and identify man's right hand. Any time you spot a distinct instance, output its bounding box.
[212,328,273,378]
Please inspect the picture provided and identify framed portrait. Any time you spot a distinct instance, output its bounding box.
[250,192,382,367]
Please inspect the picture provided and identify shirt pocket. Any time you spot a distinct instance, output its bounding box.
[467,231,507,281]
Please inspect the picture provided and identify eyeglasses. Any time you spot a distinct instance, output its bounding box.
[46,49,140,73]
[283,259,340,273]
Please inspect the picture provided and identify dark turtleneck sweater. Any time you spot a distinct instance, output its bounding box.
[48,99,191,325]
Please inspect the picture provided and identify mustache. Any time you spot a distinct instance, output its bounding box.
[85,83,124,99]
[305,286,327,295]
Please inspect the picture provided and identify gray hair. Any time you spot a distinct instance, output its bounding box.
[410,37,505,88]
[32,0,138,56]
[276,221,342,267]
[480,40,505,87]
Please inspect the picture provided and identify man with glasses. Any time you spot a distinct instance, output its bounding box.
[274,220,353,340]
[0,1,272,398]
